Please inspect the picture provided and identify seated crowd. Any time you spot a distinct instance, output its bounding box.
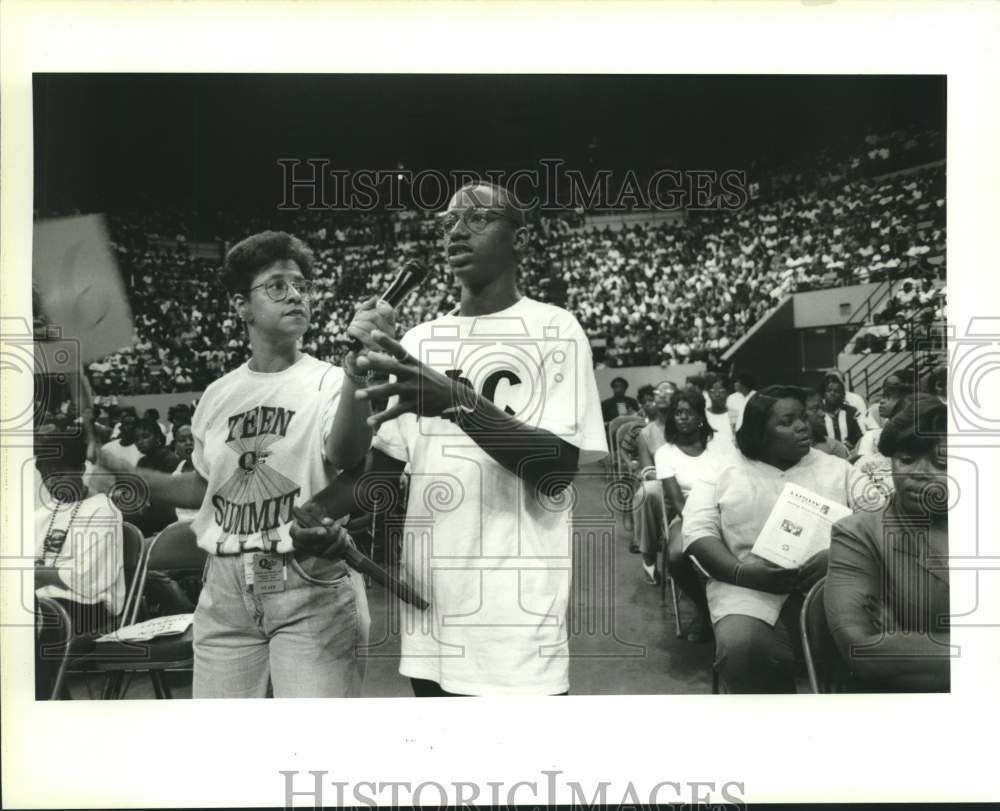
[613,365,950,693]
[34,354,950,697]
[48,126,945,398]
[32,122,948,696]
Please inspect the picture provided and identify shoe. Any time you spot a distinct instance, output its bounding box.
[628,542,640,554]
[643,567,661,586]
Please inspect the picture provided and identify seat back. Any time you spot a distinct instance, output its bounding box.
[610,415,644,479]
[119,522,149,627]
[800,578,851,693]
[35,596,73,699]
[133,522,207,620]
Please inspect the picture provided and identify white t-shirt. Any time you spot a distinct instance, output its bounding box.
[172,459,200,523]
[854,427,882,459]
[682,449,881,625]
[190,355,342,555]
[373,297,608,695]
[102,439,142,468]
[654,440,724,496]
[845,389,867,416]
[705,409,734,448]
[35,493,125,616]
[726,390,754,431]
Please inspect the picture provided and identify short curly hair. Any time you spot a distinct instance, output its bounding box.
[221,231,314,297]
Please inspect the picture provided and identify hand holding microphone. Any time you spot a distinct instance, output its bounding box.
[344,260,428,364]
[345,298,397,367]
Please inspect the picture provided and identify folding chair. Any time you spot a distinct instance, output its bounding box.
[658,513,684,639]
[35,596,73,700]
[93,521,206,699]
[59,520,148,697]
[610,416,644,537]
[800,577,850,693]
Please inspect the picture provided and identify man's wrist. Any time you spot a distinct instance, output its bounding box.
[449,387,486,432]
[341,353,368,387]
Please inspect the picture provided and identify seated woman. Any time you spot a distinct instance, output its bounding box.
[853,391,912,504]
[655,387,723,642]
[826,394,950,692]
[683,385,880,693]
[170,423,200,523]
[631,381,676,577]
[128,416,181,535]
[35,430,127,695]
[703,374,735,449]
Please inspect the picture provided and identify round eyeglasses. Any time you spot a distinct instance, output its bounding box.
[249,278,315,302]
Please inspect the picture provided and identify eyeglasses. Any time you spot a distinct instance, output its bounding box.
[249,277,315,302]
[437,207,520,237]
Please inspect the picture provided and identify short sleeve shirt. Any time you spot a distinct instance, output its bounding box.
[190,355,342,555]
[373,297,608,695]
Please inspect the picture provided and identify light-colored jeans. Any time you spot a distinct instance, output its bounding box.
[193,553,369,698]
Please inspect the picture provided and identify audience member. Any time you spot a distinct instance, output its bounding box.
[820,374,865,449]
[826,394,949,691]
[803,388,850,459]
[653,388,722,642]
[703,374,734,448]
[683,385,879,692]
[601,377,640,425]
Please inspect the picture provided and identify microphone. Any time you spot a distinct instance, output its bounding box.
[292,468,429,610]
[348,260,428,354]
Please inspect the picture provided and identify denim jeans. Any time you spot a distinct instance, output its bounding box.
[193,553,369,698]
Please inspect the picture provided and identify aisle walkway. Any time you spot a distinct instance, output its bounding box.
[362,463,713,696]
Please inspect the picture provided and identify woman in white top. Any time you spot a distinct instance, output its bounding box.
[631,381,677,565]
[170,423,199,523]
[703,373,735,448]
[653,388,720,642]
[97,230,395,698]
[682,385,879,692]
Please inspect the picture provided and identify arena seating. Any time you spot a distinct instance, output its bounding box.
[34,129,945,397]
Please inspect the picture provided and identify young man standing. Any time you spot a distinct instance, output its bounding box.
[356,183,607,696]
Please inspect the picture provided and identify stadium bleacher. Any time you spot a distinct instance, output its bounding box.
[31,127,945,398]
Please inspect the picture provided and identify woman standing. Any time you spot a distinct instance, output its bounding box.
[99,231,394,698]
[683,386,879,692]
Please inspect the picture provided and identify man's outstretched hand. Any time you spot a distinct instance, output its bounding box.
[353,330,476,429]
